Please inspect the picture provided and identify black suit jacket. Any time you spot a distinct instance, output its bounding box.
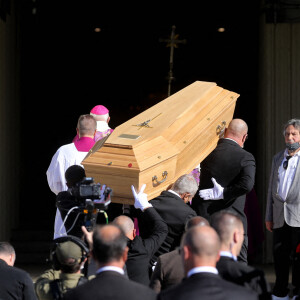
[217,256,271,299]
[157,272,258,300]
[0,259,37,300]
[137,191,197,265]
[64,270,157,300]
[126,207,168,285]
[191,138,256,232]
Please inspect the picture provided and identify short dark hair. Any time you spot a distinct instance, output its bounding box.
[60,262,81,273]
[77,114,97,136]
[210,210,243,244]
[185,216,209,231]
[65,165,86,187]
[92,224,127,264]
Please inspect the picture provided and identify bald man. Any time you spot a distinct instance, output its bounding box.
[150,216,209,292]
[191,118,256,264]
[157,226,258,300]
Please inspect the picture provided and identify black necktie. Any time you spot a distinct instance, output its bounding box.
[283,155,292,170]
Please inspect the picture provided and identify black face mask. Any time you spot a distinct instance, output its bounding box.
[286,142,300,151]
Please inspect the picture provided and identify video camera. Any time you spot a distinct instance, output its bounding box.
[69,177,112,231]
[70,177,112,208]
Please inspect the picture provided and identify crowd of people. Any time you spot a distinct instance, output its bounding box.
[1,106,300,300]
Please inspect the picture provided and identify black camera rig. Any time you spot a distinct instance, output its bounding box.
[68,177,112,231]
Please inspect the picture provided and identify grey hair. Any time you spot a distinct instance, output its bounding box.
[90,112,109,122]
[172,174,198,197]
[283,119,300,136]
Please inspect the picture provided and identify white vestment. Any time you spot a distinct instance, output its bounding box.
[46,143,88,239]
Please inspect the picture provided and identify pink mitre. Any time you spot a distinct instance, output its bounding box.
[90,105,109,115]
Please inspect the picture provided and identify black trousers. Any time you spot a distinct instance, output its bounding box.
[273,222,300,297]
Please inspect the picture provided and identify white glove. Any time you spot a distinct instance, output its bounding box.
[199,178,224,200]
[131,184,152,211]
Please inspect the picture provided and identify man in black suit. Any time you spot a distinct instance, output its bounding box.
[0,242,37,300]
[211,210,271,299]
[135,174,198,270]
[149,216,209,292]
[64,224,156,300]
[157,225,258,300]
[113,184,168,285]
[191,118,256,264]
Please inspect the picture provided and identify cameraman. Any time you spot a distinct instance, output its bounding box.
[35,236,89,300]
[56,165,109,239]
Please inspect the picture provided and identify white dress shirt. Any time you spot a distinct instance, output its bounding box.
[187,266,218,278]
[96,266,125,275]
[278,150,300,201]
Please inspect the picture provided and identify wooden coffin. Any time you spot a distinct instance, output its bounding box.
[82,81,239,204]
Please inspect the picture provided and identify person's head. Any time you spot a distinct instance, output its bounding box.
[210,210,244,257]
[52,238,89,273]
[171,174,199,203]
[283,118,300,153]
[181,225,220,275]
[0,242,16,266]
[76,114,97,138]
[224,118,248,148]
[65,165,86,188]
[92,224,128,268]
[90,105,110,123]
[185,216,210,231]
[113,215,136,240]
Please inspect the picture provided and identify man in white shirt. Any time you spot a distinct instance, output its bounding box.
[47,114,96,238]
[265,118,300,300]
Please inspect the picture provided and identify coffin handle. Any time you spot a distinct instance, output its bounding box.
[152,171,168,186]
[216,121,226,137]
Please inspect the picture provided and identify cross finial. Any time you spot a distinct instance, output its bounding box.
[159,25,186,96]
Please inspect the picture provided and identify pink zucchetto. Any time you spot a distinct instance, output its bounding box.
[90,105,109,115]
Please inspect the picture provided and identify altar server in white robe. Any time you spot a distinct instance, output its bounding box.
[46,114,97,238]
